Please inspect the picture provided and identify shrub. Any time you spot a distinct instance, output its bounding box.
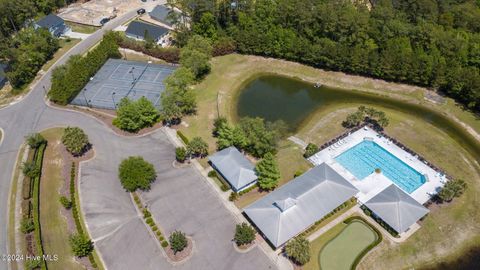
[113,97,160,132]
[20,218,35,234]
[234,222,256,246]
[294,170,304,178]
[62,127,89,156]
[159,236,165,241]
[143,209,151,218]
[255,153,280,190]
[59,196,72,209]
[212,117,227,137]
[285,236,311,265]
[118,156,156,192]
[207,170,217,178]
[175,147,187,162]
[22,176,32,200]
[69,233,94,257]
[229,192,238,201]
[187,137,209,158]
[156,231,162,236]
[161,240,169,248]
[220,184,230,192]
[303,143,319,158]
[26,133,46,149]
[169,231,188,254]
[145,217,153,225]
[152,225,158,231]
[22,162,40,178]
[438,179,467,202]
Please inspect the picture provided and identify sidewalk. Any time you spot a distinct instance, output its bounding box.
[307,205,360,242]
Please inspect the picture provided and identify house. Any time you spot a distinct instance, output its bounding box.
[0,63,8,88]
[35,14,69,37]
[125,21,169,43]
[244,163,359,248]
[208,147,257,192]
[149,5,179,27]
[364,184,429,234]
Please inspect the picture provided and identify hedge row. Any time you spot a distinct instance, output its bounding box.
[342,216,382,270]
[116,33,180,63]
[300,198,356,237]
[176,131,189,145]
[48,32,121,105]
[361,205,399,237]
[31,143,47,270]
[132,192,168,248]
[69,162,98,268]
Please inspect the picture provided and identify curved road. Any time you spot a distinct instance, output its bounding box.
[0,4,275,270]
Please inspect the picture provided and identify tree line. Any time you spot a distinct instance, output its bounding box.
[168,0,480,112]
[48,32,121,104]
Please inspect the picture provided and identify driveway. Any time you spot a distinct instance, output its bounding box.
[0,2,275,270]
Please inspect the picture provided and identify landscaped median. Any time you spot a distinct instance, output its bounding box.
[13,128,103,270]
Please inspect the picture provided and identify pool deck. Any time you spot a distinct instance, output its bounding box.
[308,127,445,204]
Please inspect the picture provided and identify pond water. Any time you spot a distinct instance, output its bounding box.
[236,75,480,159]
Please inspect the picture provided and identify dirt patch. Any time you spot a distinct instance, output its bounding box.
[165,237,193,263]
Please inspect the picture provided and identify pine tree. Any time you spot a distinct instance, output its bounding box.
[255,153,280,190]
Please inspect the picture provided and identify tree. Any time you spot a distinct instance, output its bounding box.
[26,133,46,149]
[303,143,319,158]
[342,111,364,128]
[175,147,187,162]
[160,81,196,124]
[118,156,157,192]
[113,97,160,132]
[234,222,256,246]
[69,233,94,257]
[187,137,209,158]
[255,153,280,190]
[438,179,467,202]
[169,230,188,254]
[239,117,278,158]
[212,116,227,137]
[285,236,310,265]
[180,48,211,79]
[62,127,89,156]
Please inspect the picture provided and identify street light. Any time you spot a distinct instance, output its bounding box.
[82,88,90,107]
[112,91,116,109]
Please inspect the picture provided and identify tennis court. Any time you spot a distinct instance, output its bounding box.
[70,58,176,110]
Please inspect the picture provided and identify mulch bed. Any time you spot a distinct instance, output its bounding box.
[165,237,193,263]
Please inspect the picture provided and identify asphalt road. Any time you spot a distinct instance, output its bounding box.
[0,4,276,270]
[0,6,141,269]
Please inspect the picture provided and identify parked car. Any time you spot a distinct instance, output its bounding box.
[137,8,146,15]
[100,18,110,25]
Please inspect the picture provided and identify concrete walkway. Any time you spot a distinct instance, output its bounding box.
[64,30,91,40]
[307,205,360,242]
[288,136,307,149]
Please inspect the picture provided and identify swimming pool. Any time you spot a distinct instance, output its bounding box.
[335,140,426,193]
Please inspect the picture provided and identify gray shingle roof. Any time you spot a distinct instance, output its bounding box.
[125,21,168,40]
[0,63,7,87]
[36,14,64,28]
[208,147,257,191]
[149,5,177,26]
[244,163,358,247]
[365,184,429,233]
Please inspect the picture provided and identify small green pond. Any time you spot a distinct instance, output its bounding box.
[236,74,480,159]
[319,221,378,270]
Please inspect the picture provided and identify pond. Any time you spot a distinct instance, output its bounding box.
[236,74,480,159]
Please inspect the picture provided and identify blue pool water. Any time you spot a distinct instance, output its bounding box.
[335,140,426,193]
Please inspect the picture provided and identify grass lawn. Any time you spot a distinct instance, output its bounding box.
[180,54,480,269]
[42,38,81,72]
[304,221,348,270]
[40,128,84,270]
[120,48,168,64]
[65,21,99,34]
[320,221,378,270]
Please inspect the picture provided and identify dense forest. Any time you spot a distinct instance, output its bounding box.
[169,0,480,111]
